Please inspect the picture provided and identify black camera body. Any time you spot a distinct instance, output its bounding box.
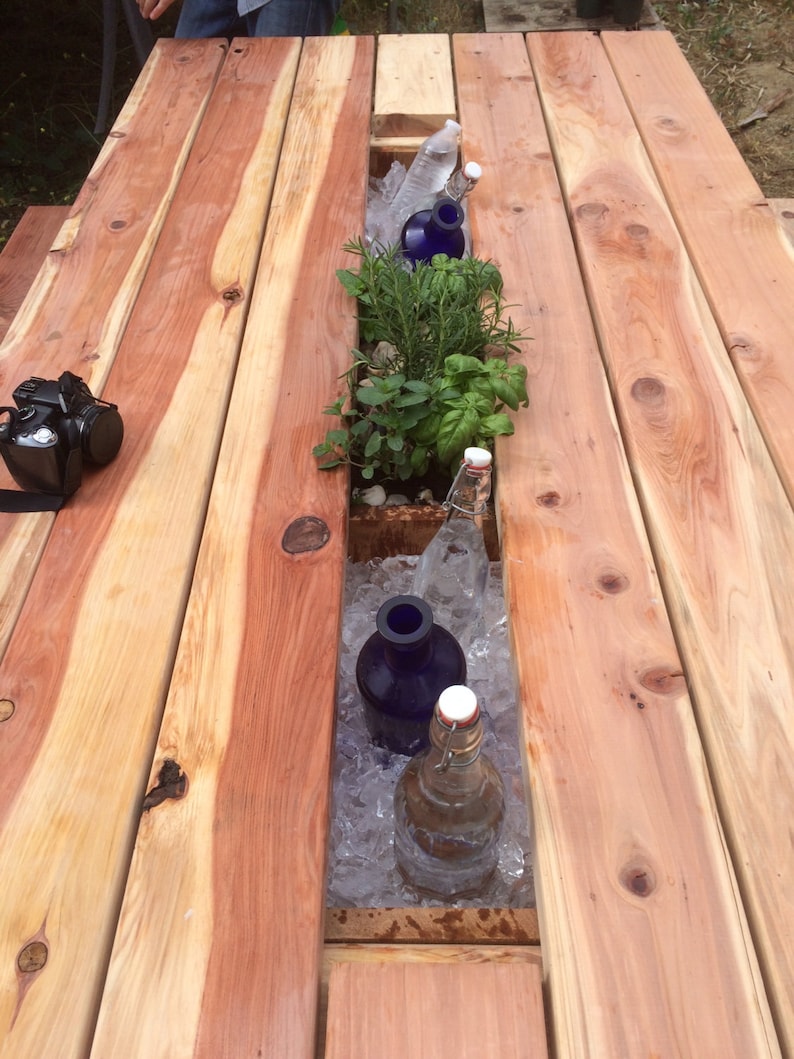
[0,372,123,496]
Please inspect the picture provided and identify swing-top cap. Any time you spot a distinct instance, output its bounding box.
[462,161,482,181]
[463,447,492,469]
[437,685,479,727]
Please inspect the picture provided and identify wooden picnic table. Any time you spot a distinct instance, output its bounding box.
[1,29,793,1059]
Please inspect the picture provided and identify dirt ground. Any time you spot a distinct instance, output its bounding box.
[654,0,794,198]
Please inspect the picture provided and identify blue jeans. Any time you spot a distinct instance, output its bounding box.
[175,0,339,37]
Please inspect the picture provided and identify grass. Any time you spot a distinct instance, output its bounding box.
[1,0,792,248]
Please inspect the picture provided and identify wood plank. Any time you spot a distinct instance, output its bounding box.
[324,960,548,1058]
[320,943,543,1055]
[89,35,374,1059]
[454,31,780,1057]
[768,197,794,249]
[372,34,455,138]
[0,38,300,1059]
[0,206,69,343]
[325,906,540,944]
[601,31,794,507]
[529,29,792,1056]
[0,40,226,661]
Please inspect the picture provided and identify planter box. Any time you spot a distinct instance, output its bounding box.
[348,502,500,563]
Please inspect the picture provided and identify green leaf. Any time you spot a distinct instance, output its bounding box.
[364,432,383,457]
[436,406,480,466]
[478,413,515,438]
[356,387,391,407]
[444,354,487,378]
[324,429,349,445]
[393,391,431,408]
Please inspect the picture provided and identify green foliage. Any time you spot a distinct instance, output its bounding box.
[314,244,529,483]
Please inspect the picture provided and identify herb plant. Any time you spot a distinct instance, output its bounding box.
[314,242,529,483]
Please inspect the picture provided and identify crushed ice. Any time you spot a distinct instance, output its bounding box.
[327,555,535,909]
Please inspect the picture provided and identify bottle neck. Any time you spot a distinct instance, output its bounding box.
[385,637,433,671]
[444,462,492,525]
[378,596,434,670]
[419,713,486,797]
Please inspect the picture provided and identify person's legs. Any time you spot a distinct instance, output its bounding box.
[245,0,339,36]
[175,0,245,37]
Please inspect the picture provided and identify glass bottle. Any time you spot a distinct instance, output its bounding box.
[356,595,466,756]
[393,684,505,899]
[388,119,461,228]
[412,446,492,646]
[444,160,482,202]
[400,197,466,266]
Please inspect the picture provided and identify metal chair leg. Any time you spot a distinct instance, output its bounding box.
[95,0,155,136]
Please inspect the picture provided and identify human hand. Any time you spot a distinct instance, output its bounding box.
[137,0,179,19]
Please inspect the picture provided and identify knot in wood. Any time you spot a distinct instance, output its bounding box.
[143,759,188,812]
[0,698,15,722]
[630,376,666,406]
[728,333,757,361]
[596,570,629,595]
[282,516,331,554]
[18,941,48,974]
[536,490,562,508]
[620,862,656,898]
[654,114,685,140]
[576,201,609,224]
[625,223,649,242]
[640,667,686,696]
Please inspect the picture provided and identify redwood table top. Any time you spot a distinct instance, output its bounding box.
[0,31,792,1059]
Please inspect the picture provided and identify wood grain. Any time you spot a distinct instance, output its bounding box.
[320,943,543,1055]
[324,960,548,1058]
[372,34,455,138]
[455,30,780,1057]
[0,37,297,1059]
[89,35,373,1059]
[535,29,794,1055]
[0,40,226,660]
[602,31,794,507]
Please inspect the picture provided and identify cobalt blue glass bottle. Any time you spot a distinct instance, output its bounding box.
[356,595,467,756]
[400,197,466,266]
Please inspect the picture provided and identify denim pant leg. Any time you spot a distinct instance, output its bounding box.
[175,0,245,38]
[245,0,340,36]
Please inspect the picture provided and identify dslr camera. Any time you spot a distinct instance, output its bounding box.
[0,371,123,496]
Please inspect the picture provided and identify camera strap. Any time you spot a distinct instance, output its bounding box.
[0,404,68,512]
[0,490,66,512]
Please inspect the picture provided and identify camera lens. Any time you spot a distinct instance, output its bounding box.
[81,406,124,465]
